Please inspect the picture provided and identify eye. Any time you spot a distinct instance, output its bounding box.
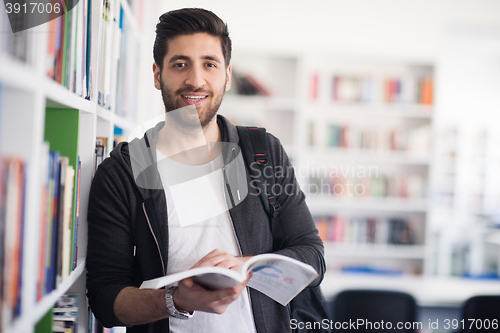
[206,62,217,68]
[173,63,186,68]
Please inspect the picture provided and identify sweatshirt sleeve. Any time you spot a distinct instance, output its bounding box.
[267,134,326,287]
[86,156,135,328]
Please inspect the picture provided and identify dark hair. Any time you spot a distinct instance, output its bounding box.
[153,8,232,70]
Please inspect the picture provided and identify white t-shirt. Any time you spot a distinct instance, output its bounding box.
[156,150,256,333]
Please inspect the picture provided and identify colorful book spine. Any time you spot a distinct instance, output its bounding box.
[1,157,26,322]
[330,74,433,105]
[46,0,91,98]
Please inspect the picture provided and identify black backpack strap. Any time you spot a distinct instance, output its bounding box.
[236,126,284,251]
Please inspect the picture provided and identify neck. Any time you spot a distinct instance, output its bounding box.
[156,114,221,165]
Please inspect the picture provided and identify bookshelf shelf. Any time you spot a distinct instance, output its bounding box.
[307,197,429,213]
[309,102,433,119]
[0,55,38,92]
[9,261,86,333]
[31,260,86,327]
[306,148,431,165]
[96,105,113,122]
[324,243,426,259]
[45,79,95,113]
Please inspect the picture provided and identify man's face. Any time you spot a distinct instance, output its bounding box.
[154,33,231,129]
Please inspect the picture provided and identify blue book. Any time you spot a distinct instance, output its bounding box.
[85,0,92,100]
[46,151,60,292]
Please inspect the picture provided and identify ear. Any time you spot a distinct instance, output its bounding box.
[225,64,232,92]
[153,62,161,90]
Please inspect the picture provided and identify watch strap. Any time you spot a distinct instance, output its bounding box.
[165,286,194,320]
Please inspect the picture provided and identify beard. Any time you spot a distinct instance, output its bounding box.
[160,76,226,130]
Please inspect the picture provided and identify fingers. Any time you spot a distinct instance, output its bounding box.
[180,277,194,288]
[191,249,244,271]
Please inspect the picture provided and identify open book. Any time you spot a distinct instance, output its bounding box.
[139,253,318,306]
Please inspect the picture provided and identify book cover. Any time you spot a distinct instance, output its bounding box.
[37,142,50,300]
[62,164,75,280]
[56,156,68,286]
[71,157,81,270]
[85,0,93,100]
[48,151,61,291]
[2,158,25,321]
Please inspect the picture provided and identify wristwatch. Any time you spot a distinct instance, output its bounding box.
[165,286,194,320]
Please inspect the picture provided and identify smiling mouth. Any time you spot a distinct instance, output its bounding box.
[181,94,209,105]
[182,95,207,101]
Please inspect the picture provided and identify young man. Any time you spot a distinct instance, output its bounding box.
[86,8,325,333]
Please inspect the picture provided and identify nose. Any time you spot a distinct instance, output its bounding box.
[185,66,206,88]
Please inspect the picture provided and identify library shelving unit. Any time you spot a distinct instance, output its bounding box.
[0,0,149,332]
[216,51,439,288]
[219,52,436,279]
[300,55,434,277]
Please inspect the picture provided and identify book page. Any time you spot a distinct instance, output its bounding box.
[244,254,318,306]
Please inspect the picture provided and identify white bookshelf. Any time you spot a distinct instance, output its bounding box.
[216,51,434,279]
[0,0,150,331]
[324,243,426,260]
[299,54,434,278]
[307,197,429,214]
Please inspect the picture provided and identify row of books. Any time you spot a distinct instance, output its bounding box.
[95,132,127,170]
[0,157,26,324]
[46,0,92,99]
[318,123,431,154]
[310,74,433,105]
[315,215,423,245]
[98,0,139,120]
[37,144,81,300]
[95,137,108,170]
[53,294,79,333]
[98,0,117,109]
[227,70,271,96]
[308,173,426,198]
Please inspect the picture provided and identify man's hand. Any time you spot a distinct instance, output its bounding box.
[173,249,253,314]
[191,248,252,271]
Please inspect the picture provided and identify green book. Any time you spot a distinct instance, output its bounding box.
[44,108,80,277]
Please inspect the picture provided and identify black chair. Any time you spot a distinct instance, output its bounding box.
[331,290,418,333]
[460,295,500,333]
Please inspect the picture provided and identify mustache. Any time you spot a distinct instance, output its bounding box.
[176,88,211,95]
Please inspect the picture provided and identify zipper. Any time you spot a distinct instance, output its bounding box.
[142,202,166,275]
